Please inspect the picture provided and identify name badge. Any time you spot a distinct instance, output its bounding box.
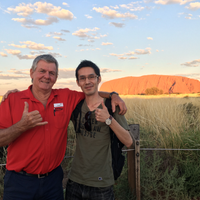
[54,103,64,108]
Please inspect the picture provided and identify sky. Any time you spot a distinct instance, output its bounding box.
[0,0,200,95]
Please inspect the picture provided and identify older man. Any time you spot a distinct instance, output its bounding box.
[0,54,126,200]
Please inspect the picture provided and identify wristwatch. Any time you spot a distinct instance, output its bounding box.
[109,91,119,99]
[105,115,113,125]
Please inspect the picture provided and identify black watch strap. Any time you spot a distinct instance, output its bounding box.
[109,91,119,98]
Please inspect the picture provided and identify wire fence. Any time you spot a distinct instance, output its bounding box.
[1,148,200,166]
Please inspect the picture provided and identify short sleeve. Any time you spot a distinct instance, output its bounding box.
[113,106,130,131]
[0,98,13,129]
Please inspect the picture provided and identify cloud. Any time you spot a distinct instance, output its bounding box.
[54,80,80,91]
[9,41,53,50]
[93,6,138,19]
[5,49,21,55]
[30,50,45,55]
[155,0,194,5]
[62,2,69,7]
[118,57,127,60]
[85,14,93,19]
[0,52,7,57]
[135,48,151,55]
[101,42,113,45]
[8,2,74,28]
[57,68,122,78]
[100,34,107,37]
[8,69,29,75]
[53,36,66,41]
[7,3,34,17]
[110,5,119,9]
[175,73,200,81]
[100,68,122,73]
[181,59,200,67]
[186,2,200,10]
[61,29,70,33]
[57,68,75,78]
[120,3,145,11]
[49,32,64,36]
[72,27,100,39]
[110,48,151,59]
[147,37,153,40]
[109,22,125,28]
[0,74,29,79]
[12,16,59,26]
[48,52,62,58]
[78,44,93,47]
[129,56,138,59]
[16,54,37,60]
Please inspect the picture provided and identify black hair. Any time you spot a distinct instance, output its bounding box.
[75,60,101,80]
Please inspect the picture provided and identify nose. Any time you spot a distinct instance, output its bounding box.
[85,77,90,84]
[44,72,50,79]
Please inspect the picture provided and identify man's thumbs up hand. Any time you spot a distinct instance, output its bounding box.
[95,101,110,123]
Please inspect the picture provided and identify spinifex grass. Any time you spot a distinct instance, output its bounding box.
[123,97,200,151]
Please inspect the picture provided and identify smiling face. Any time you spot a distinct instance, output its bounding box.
[30,60,57,93]
[77,67,101,96]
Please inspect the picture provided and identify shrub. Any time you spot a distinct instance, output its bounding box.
[145,87,163,95]
[114,157,135,200]
[140,151,185,200]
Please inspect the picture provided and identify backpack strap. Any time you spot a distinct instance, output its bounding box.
[105,98,125,180]
[72,99,84,133]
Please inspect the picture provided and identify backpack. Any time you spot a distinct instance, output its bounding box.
[72,98,125,180]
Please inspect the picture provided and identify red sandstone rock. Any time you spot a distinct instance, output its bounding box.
[100,75,200,95]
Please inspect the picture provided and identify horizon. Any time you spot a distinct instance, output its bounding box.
[0,0,200,95]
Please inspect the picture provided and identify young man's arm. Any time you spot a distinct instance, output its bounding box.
[95,101,133,148]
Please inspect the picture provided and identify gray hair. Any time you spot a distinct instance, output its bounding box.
[31,54,58,75]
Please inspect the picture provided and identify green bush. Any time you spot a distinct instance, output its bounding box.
[140,151,185,200]
[114,157,135,200]
[145,87,163,95]
[179,157,200,198]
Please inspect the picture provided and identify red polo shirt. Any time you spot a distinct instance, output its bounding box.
[0,86,84,174]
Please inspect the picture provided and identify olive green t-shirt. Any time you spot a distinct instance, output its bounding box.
[69,99,129,187]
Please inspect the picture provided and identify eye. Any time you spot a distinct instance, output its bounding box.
[79,77,86,81]
[88,75,95,79]
[50,72,56,76]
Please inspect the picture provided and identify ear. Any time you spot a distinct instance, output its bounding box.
[30,69,33,79]
[97,76,101,84]
[76,79,80,87]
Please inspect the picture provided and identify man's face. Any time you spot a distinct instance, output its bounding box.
[30,60,57,92]
[77,67,101,96]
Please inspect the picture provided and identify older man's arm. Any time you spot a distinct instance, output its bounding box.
[98,91,127,115]
[1,89,127,115]
[0,102,48,147]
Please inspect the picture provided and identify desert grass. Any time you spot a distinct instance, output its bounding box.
[123,96,200,151]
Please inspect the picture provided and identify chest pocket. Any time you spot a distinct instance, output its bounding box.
[53,108,66,129]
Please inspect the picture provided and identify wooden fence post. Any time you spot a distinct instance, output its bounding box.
[128,124,140,200]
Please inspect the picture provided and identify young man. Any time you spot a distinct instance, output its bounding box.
[65,60,133,200]
[0,55,126,200]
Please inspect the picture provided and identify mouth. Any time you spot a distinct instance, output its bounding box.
[41,79,50,84]
[84,85,93,90]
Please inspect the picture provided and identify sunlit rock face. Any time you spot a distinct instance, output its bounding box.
[100,75,200,95]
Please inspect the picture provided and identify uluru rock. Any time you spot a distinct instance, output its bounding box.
[100,75,200,95]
